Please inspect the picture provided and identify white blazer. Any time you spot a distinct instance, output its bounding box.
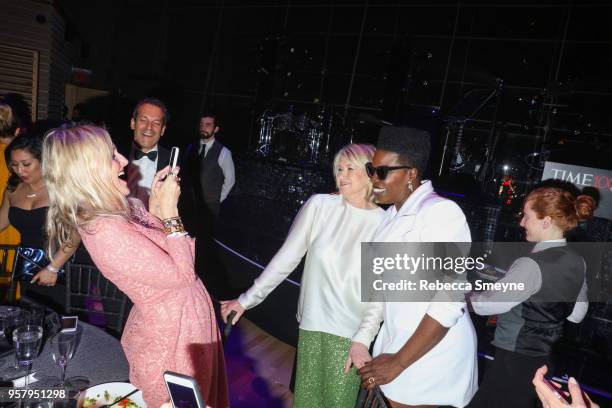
[353,180,478,407]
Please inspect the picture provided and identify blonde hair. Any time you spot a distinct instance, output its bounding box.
[42,125,130,254]
[333,143,376,200]
[0,103,18,138]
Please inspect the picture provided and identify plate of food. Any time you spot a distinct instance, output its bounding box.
[79,382,146,408]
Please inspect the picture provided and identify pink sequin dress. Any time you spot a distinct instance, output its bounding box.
[79,202,228,408]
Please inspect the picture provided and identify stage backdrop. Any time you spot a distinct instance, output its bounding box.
[542,161,612,220]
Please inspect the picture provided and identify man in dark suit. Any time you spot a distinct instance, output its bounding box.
[122,98,170,209]
[180,112,235,296]
[180,112,235,235]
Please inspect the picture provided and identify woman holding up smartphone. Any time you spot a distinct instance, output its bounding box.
[42,125,228,408]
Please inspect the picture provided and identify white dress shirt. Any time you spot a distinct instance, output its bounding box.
[198,138,235,202]
[352,181,478,407]
[470,239,588,323]
[127,144,158,209]
[239,194,384,339]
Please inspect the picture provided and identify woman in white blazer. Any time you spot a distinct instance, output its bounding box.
[346,126,478,408]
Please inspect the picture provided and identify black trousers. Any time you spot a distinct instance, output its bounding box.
[468,348,551,408]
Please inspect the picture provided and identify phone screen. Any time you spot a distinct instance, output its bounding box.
[167,382,198,408]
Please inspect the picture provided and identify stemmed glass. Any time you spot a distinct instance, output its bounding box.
[49,326,84,389]
[64,324,89,391]
[2,310,27,371]
[12,325,44,389]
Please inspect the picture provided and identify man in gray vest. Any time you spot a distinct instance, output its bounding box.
[181,113,235,295]
[196,113,235,217]
[182,113,234,223]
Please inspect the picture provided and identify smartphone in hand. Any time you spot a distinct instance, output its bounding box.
[169,147,179,172]
[542,377,571,405]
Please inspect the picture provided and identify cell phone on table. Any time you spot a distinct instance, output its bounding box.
[60,316,78,333]
[163,371,205,408]
[169,147,180,172]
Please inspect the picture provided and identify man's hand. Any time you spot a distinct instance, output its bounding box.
[357,353,405,390]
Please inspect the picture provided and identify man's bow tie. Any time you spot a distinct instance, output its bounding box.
[134,149,158,161]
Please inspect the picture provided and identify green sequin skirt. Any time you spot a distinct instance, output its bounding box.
[293,329,361,408]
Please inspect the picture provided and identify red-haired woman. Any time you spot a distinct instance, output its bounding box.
[469,185,595,408]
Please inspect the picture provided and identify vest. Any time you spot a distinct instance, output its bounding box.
[199,140,224,216]
[493,246,584,356]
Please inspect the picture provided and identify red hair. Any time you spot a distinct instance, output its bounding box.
[526,187,595,232]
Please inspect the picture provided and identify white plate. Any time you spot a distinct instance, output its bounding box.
[79,382,147,408]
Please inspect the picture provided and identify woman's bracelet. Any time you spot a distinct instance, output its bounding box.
[46,264,60,274]
[162,216,186,236]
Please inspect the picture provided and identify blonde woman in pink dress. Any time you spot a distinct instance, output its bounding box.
[41,125,228,408]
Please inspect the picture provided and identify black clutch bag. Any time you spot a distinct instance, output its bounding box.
[13,247,64,282]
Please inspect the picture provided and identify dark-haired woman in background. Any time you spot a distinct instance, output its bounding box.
[0,134,79,308]
[469,186,594,408]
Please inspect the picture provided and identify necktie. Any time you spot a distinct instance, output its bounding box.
[134,150,158,161]
[200,144,207,159]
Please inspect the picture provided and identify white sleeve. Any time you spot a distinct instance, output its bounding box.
[238,195,319,309]
[423,201,472,328]
[351,301,384,347]
[470,257,542,316]
[219,148,235,202]
[567,277,588,323]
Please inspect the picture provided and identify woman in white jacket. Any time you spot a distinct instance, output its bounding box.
[347,126,478,408]
[221,144,384,407]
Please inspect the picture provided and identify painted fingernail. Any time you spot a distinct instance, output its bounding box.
[569,377,577,385]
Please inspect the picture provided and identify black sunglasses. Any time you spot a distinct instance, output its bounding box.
[365,162,413,180]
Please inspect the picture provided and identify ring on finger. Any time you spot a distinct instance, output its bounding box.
[368,376,375,385]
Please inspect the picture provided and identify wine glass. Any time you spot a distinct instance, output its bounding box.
[2,310,27,371]
[12,325,43,389]
[63,325,89,391]
[49,329,80,388]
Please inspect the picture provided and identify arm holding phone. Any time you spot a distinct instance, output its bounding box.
[149,147,180,220]
[533,365,599,408]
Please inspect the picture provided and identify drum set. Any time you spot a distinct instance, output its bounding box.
[255,105,333,165]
